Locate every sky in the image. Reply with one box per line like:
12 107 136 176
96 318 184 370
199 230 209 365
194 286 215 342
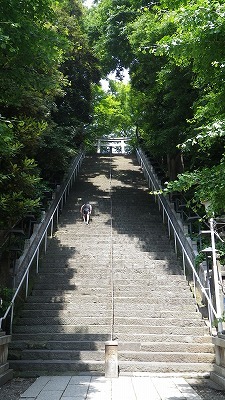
83 0 95 8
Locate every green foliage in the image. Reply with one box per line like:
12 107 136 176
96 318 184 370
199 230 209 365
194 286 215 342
86 0 225 215
0 0 100 230
88 80 135 141
0 287 13 317
164 161 225 216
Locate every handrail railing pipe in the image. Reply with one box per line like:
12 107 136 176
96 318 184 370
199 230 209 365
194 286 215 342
0 151 85 334
136 148 218 333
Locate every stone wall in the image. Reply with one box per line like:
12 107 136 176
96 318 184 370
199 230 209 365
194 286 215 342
0 331 13 386
211 335 225 389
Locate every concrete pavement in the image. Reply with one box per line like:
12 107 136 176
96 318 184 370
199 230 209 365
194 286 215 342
20 374 203 400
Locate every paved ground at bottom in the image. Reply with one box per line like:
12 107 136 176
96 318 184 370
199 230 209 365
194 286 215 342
19 375 207 400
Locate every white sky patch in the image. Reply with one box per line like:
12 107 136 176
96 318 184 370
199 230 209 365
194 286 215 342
101 69 130 91
83 0 95 8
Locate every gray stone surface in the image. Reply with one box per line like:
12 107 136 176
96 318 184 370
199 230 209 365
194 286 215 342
9 154 214 375
17 375 209 400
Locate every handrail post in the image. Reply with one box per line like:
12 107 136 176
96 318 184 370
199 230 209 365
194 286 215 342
136 148 217 332
210 217 223 333
10 302 14 335
26 271 29 298
0 152 85 331
44 230 48 253
50 217 54 238
56 205 59 225
36 247 40 274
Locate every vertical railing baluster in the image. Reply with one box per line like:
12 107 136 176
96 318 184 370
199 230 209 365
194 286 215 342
26 271 29 298
50 217 54 238
1 152 84 331
36 247 40 274
10 302 14 334
44 229 48 253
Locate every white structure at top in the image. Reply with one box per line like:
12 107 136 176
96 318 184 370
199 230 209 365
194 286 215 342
97 137 131 154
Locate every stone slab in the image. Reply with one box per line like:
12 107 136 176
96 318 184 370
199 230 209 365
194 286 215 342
20 374 205 400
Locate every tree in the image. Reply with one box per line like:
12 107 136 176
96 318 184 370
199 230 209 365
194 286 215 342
86 0 225 215
88 80 135 146
0 0 101 229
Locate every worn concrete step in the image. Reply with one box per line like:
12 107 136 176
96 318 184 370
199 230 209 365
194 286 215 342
32 284 190 294
54 241 173 250
113 325 209 336
9 340 214 353
113 317 206 327
9 154 213 377
139 342 214 353
30 286 193 297
41 253 177 261
31 283 191 293
22 302 197 313
39 259 180 270
31 288 112 296
9 359 105 376
10 349 105 361
25 295 195 305
119 351 215 363
13 324 209 336
11 332 212 344
15 316 112 326
9 340 105 352
118 361 214 374
9 349 215 364
38 266 181 275
20 310 110 318
114 285 190 293
35 275 187 285
33 282 111 289
36 272 185 282
25 295 110 303
55 234 171 243
13 325 111 334
11 333 111 342
9 359 213 376
113 296 196 305
15 316 205 327
22 302 111 311
20 309 201 320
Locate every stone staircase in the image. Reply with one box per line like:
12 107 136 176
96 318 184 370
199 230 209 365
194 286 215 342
8 154 214 376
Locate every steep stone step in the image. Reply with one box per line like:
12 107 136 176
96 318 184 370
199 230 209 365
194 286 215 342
35 277 187 287
20 309 201 320
113 296 196 305
32 283 190 294
9 359 105 376
10 349 215 364
13 325 111 334
9 154 214 376
13 324 209 336
15 316 205 328
10 340 105 351
24 294 196 305
10 340 214 353
118 361 214 374
15 316 112 326
118 351 215 363
11 332 211 344
22 302 198 313
9 359 214 377
139 342 214 353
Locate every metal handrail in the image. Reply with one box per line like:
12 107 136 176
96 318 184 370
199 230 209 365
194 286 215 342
0 151 85 333
136 148 217 331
